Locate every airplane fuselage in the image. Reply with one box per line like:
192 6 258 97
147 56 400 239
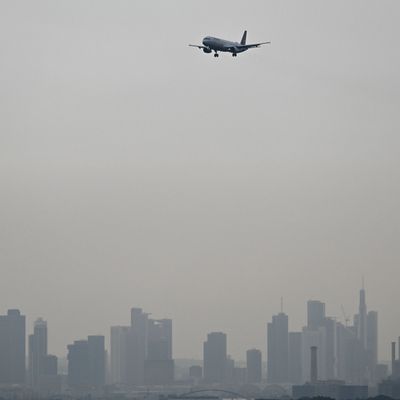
202 36 247 54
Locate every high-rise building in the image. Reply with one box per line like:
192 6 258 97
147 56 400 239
301 287 379 386
128 308 148 385
0 309 26 384
68 340 89 388
110 326 130 384
203 332 227 383
42 355 58 376
366 311 378 382
67 336 105 389
145 319 174 385
147 319 172 361
336 322 352 382
357 288 367 349
305 301 337 380
307 301 326 330
350 286 373 384
28 318 48 387
111 308 174 387
267 312 289 383
224 356 235 383
324 317 337 380
88 336 105 387
38 354 59 395
336 322 367 385
246 349 262 383
289 332 303 384
28 318 59 393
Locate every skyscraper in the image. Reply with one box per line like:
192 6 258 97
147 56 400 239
350 286 375 384
111 308 174 386
28 318 59 393
246 349 262 383
145 319 174 385
110 326 130 384
42 355 57 376
203 332 227 383
289 332 303 384
225 356 235 383
147 319 172 361
357 287 367 349
307 301 326 330
336 322 353 382
88 336 105 387
128 308 148 385
305 301 337 380
28 318 48 387
267 312 289 383
324 317 337 380
67 340 89 388
67 336 105 389
0 310 26 384
366 311 378 382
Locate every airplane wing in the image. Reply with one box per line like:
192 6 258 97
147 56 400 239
239 41 271 49
189 44 208 50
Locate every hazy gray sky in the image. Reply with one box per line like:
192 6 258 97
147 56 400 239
1 1 399 361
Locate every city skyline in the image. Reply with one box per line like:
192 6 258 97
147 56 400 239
1 286 400 398
1 0 400 383
2 285 396 363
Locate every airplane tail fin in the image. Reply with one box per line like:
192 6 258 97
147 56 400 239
240 30 247 45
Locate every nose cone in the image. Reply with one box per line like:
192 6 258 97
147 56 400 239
202 37 209 46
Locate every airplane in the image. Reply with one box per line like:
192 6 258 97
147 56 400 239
189 30 270 57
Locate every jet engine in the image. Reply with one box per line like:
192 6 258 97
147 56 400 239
203 47 212 54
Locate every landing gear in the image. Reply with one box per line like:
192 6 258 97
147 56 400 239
214 52 219 58
232 53 237 57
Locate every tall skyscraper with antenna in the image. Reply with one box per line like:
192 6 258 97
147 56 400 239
357 281 367 349
352 281 379 384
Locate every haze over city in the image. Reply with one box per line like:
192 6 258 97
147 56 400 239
1 0 399 371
